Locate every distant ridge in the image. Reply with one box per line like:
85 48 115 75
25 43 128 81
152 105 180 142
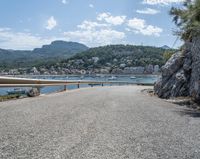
33 41 88 58
161 45 171 50
0 41 88 68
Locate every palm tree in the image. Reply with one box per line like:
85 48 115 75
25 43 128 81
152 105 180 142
170 0 200 41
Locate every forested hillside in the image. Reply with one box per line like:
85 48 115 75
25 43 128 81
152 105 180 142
32 45 174 75
66 45 168 68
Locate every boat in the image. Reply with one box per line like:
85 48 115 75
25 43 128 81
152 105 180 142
130 76 136 79
108 76 117 80
7 88 27 95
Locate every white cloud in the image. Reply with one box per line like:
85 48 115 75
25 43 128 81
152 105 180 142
89 4 94 8
97 12 126 26
45 16 57 30
127 18 163 36
142 0 184 5
64 29 125 47
64 20 125 46
61 0 68 4
136 8 160 15
0 28 56 50
77 20 109 30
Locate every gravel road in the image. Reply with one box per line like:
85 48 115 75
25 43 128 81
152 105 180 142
0 86 200 159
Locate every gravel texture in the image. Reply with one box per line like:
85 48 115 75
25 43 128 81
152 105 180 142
0 86 200 159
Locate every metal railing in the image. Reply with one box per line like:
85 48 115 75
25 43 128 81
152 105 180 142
0 76 154 94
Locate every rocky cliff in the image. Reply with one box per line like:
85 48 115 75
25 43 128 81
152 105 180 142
154 37 200 103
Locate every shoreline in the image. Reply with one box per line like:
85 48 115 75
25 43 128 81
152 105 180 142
1 73 161 78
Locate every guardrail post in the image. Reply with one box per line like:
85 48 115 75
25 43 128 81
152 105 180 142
36 80 41 95
64 85 67 91
37 87 41 95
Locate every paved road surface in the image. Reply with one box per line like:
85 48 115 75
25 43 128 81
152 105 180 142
0 86 200 159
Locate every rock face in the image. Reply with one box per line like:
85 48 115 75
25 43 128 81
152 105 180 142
27 88 40 97
154 37 200 103
189 37 200 102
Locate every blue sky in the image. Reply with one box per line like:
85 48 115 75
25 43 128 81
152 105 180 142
0 0 184 50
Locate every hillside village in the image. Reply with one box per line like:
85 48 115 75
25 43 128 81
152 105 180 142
0 64 160 75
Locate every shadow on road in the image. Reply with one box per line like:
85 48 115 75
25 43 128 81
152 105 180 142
175 109 200 118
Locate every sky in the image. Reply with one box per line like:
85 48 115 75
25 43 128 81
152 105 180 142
0 0 185 50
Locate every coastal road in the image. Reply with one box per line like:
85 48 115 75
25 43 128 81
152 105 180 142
0 86 200 159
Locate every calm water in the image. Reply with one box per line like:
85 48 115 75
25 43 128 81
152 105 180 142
0 75 159 96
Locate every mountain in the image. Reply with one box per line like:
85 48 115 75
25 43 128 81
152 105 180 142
161 45 171 50
0 41 88 69
32 41 88 58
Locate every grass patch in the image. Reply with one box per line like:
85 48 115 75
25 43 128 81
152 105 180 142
0 94 23 102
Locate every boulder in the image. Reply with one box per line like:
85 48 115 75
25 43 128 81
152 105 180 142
161 51 184 77
27 88 40 97
154 51 190 98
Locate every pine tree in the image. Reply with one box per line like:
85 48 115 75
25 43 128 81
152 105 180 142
170 0 200 41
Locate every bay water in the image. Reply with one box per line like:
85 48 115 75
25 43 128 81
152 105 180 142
0 75 159 96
